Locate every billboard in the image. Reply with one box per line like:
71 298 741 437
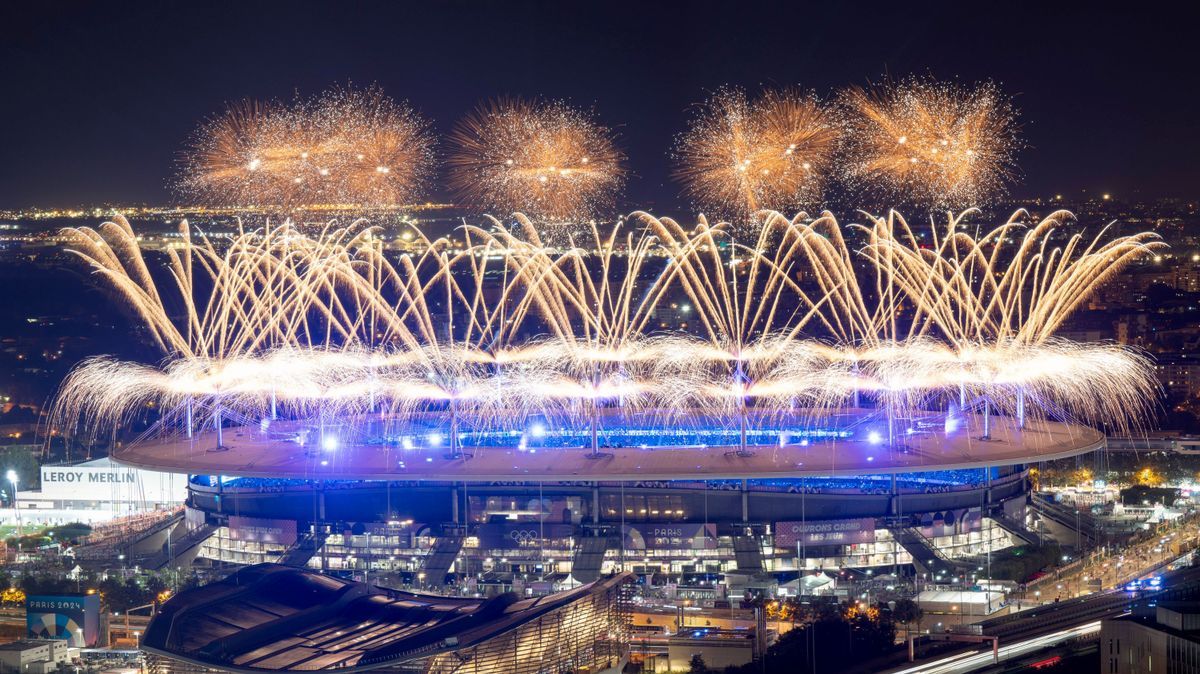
774 518 877 547
917 509 982 538
27 594 100 646
227 515 298 546
622 523 716 550
40 458 186 504
475 522 575 548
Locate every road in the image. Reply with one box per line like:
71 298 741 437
884 620 1103 674
878 562 1200 673
1024 507 1200 602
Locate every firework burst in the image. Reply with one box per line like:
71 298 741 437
51 208 1163 453
177 85 436 210
673 87 842 224
840 78 1020 208
448 98 626 229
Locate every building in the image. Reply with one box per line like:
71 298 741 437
0 640 73 674
1155 353 1200 399
6 458 187 526
142 564 631 674
1099 601 1200 673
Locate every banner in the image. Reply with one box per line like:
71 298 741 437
27 594 99 646
475 522 575 548
227 515 297 546
622 523 716 550
918 509 981 538
774 518 876 547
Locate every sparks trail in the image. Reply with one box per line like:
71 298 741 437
51 209 1161 455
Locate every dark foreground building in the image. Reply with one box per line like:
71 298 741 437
142 564 631 674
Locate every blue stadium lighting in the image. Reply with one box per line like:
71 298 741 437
427 432 443 447
529 422 547 438
867 431 883 445
401 436 415 450
944 415 960 435
321 435 339 452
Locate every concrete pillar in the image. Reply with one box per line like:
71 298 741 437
741 479 749 523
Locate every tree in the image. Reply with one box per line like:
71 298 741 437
892 598 922 636
689 653 708 674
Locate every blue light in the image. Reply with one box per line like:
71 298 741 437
529 422 547 438
401 436 415 450
321 436 338 452
944 415 960 435
867 431 883 445
427 432 443 447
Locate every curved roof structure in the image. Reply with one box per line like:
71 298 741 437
114 410 1103 480
143 564 629 674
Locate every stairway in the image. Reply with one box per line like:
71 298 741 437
732 535 764 574
277 530 326 568
890 527 972 575
570 535 612 583
421 533 465 585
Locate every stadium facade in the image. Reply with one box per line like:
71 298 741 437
110 406 1093 594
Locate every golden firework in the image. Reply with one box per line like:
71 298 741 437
177 85 436 210
673 87 842 224
53 209 1162 449
447 98 625 228
840 78 1019 208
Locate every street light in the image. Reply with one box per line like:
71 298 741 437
6 470 19 537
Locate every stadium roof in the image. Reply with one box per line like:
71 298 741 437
114 411 1104 480
142 564 628 674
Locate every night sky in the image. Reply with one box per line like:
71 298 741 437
2 2 1198 209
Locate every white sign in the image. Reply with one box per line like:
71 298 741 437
39 460 186 504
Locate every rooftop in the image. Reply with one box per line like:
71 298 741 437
143 564 628 673
114 410 1104 480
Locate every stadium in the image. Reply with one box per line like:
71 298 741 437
122 408 1080 590
52 209 1159 594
